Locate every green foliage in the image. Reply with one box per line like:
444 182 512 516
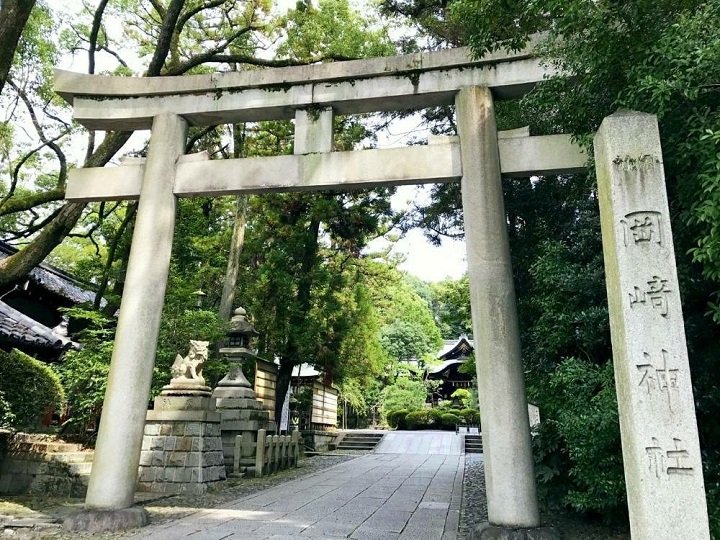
704 451 720 539
380 376 426 421
386 408 409 429
0 349 65 429
370 268 443 364
404 409 430 430
450 388 472 408
459 408 480 425
54 308 114 439
0 389 15 427
279 0 395 61
430 274 472 339
439 412 462 430
534 358 626 518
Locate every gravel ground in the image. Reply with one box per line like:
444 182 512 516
2 450 631 540
458 455 630 540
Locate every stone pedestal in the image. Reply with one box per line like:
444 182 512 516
137 394 226 495
213 355 276 475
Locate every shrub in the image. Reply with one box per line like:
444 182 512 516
53 309 114 440
387 409 410 429
439 412 462 430
405 410 431 430
381 377 427 421
450 388 472 408
460 408 480 425
533 357 626 518
0 349 65 429
428 407 445 428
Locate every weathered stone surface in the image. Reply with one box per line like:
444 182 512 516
213 390 257 401
137 414 225 496
145 410 220 422
456 86 539 528
84 113 188 511
55 42 557 130
594 111 710 538
153 395 214 411
63 507 149 533
471 523 560 540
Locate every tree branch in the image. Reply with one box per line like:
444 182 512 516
176 0 227 36
146 0 185 76
88 0 110 75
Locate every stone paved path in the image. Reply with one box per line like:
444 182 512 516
129 450 462 540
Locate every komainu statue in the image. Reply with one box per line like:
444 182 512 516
170 340 209 384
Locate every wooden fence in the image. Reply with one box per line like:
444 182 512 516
234 429 300 478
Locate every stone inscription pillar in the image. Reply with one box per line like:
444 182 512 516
594 111 709 539
85 113 188 510
456 86 540 528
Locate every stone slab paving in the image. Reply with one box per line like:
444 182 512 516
374 431 463 455
128 451 463 540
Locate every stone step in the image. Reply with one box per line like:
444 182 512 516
11 441 85 454
340 437 383 443
464 435 483 454
336 444 377 450
66 462 93 476
8 451 94 464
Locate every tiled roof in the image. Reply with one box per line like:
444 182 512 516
0 301 71 351
0 241 98 304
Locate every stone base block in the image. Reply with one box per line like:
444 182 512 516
216 397 261 409
471 523 561 540
213 387 257 399
138 418 226 495
63 507 149 533
154 395 215 411
146 410 221 422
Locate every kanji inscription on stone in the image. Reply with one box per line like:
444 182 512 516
621 210 663 247
628 275 672 317
645 437 694 478
636 349 679 412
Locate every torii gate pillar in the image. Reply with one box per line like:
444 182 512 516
87 113 187 512
457 87 556 538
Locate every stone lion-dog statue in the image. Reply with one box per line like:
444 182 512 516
170 339 209 384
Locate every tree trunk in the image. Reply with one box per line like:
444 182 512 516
219 123 248 320
219 195 248 320
0 0 35 96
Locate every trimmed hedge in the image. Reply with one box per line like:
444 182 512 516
387 408 411 429
439 412 463 429
0 349 65 429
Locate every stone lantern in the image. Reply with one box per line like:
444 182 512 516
216 307 259 391
212 307 274 475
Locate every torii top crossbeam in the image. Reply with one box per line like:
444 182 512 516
54 41 553 131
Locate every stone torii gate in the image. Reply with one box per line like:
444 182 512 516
54 43 710 539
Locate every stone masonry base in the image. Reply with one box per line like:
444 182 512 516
137 417 226 495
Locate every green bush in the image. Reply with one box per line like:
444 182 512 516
381 377 427 422
53 309 113 440
405 410 431 430
460 408 480 425
0 389 16 428
427 407 445 427
533 358 626 519
0 349 65 429
387 409 410 429
439 412 462 430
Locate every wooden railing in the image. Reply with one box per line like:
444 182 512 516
233 429 300 478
